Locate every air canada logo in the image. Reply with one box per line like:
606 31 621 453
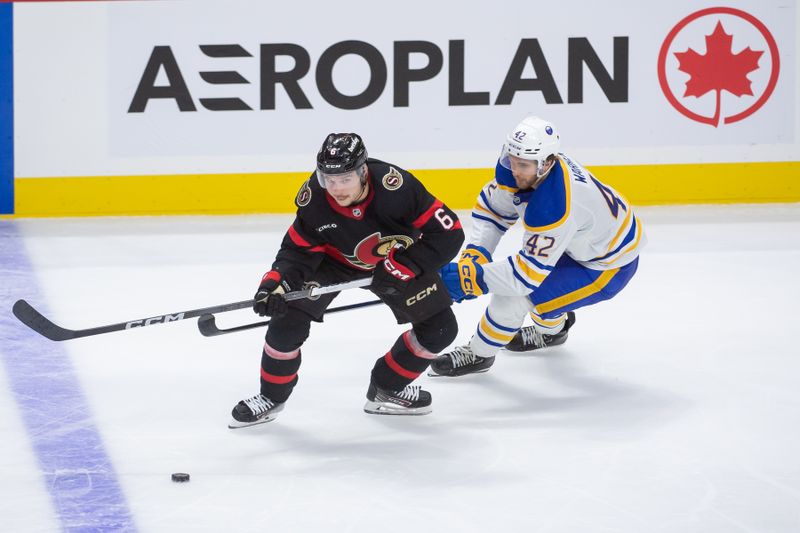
658 7 780 127
346 232 414 269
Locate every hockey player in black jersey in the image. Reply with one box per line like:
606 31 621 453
230 133 464 428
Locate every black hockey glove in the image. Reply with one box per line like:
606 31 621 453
253 270 291 317
370 244 421 297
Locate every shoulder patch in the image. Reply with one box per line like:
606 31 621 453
523 160 571 231
382 167 404 190
296 179 312 207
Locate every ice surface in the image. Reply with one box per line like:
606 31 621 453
1 205 799 532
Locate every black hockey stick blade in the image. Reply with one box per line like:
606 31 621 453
197 314 265 337
12 299 80 341
197 299 383 337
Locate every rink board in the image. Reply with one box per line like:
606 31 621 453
2 0 799 215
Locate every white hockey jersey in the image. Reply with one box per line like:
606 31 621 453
471 153 646 296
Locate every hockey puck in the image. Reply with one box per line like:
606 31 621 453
171 473 190 483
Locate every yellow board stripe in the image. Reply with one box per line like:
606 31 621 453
590 161 800 205
536 268 620 314
8 161 800 218
14 172 311 217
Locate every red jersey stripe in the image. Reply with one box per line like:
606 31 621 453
412 199 443 229
287 225 324 252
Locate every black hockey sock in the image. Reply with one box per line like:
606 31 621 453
412 307 458 353
371 331 434 391
260 349 302 404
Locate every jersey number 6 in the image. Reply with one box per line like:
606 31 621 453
434 208 455 229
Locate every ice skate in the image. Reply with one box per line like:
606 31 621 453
428 344 495 377
229 394 284 429
504 312 576 353
364 382 432 415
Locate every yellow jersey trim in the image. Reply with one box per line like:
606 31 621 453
536 268 620 314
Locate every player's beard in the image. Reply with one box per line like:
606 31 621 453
344 181 369 206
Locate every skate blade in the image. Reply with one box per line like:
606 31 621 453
426 368 491 378
228 415 278 429
363 401 432 416
502 346 559 355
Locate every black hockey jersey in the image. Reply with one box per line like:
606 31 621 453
271 158 464 287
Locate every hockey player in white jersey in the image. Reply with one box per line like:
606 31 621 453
429 116 645 377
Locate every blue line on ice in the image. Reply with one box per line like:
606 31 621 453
0 223 137 532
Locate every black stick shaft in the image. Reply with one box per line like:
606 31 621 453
12 277 373 342
12 299 254 341
197 299 383 337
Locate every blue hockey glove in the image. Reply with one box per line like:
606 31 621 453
439 259 488 302
459 244 493 265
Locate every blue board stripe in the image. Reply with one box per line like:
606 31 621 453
0 4 13 215
0 223 136 531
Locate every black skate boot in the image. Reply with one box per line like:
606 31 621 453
229 394 285 429
428 345 495 377
505 312 576 353
364 382 432 415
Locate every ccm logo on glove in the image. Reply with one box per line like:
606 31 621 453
383 247 416 281
370 243 421 297
439 245 490 302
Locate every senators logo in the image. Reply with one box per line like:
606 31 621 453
344 232 413 269
296 180 312 207
382 167 403 190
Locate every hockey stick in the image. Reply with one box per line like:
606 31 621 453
197 298 383 337
12 277 373 342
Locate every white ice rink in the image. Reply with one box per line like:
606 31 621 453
1 204 799 533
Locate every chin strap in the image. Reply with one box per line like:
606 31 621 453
536 158 555 178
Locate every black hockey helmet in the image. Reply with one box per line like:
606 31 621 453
316 133 368 186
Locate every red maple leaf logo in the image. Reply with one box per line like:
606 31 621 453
674 21 763 126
